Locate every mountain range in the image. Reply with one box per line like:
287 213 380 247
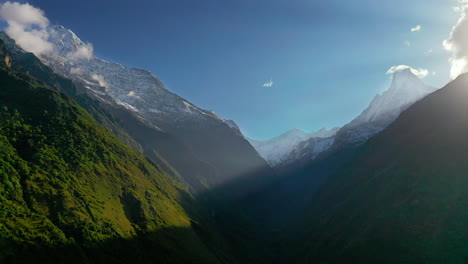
237 66 441 241
249 68 438 170
247 127 339 166
2 25 273 199
0 22 467 264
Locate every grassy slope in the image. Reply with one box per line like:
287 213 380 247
0 66 233 263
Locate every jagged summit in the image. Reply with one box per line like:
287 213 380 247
355 69 436 124
49 25 86 56
330 68 438 147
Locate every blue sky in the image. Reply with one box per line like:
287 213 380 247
3 0 464 140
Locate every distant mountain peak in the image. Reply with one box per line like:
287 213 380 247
51 25 78 40
48 25 89 58
393 67 412 76
354 69 437 124
281 128 308 138
278 70 439 168
328 68 439 148
311 127 340 138
391 68 424 90
247 127 339 166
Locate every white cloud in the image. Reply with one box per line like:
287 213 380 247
0 2 95 60
0 1 49 28
68 42 94 60
262 79 274 87
410 25 422 32
443 4 468 79
70 67 83 75
386 65 429 78
425 49 433 55
0 1 53 56
91 74 108 88
404 40 411 47
456 0 468 9
127 91 141 100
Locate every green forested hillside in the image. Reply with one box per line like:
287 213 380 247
0 68 234 263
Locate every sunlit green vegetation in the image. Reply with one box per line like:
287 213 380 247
0 68 232 263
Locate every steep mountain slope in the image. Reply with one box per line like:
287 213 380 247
0 32 187 187
248 127 338 167
286 73 468 263
0 31 274 263
1 28 273 198
0 64 238 263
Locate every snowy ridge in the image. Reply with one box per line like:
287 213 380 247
41 25 230 129
354 68 437 125
259 68 437 168
337 68 438 146
248 127 339 166
285 136 335 165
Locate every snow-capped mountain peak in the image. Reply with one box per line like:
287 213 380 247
258 69 438 169
39 25 232 130
50 25 84 49
355 69 437 124
331 68 438 147
248 127 339 166
47 25 96 62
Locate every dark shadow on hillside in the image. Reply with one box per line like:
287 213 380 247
189 145 362 263
0 225 236 264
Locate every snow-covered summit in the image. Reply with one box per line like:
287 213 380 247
334 68 438 147
260 69 438 168
354 68 437 124
41 25 229 128
248 127 339 166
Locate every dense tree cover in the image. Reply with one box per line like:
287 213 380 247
0 68 235 263
0 34 272 264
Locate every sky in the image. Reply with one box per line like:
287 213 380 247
0 0 466 140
